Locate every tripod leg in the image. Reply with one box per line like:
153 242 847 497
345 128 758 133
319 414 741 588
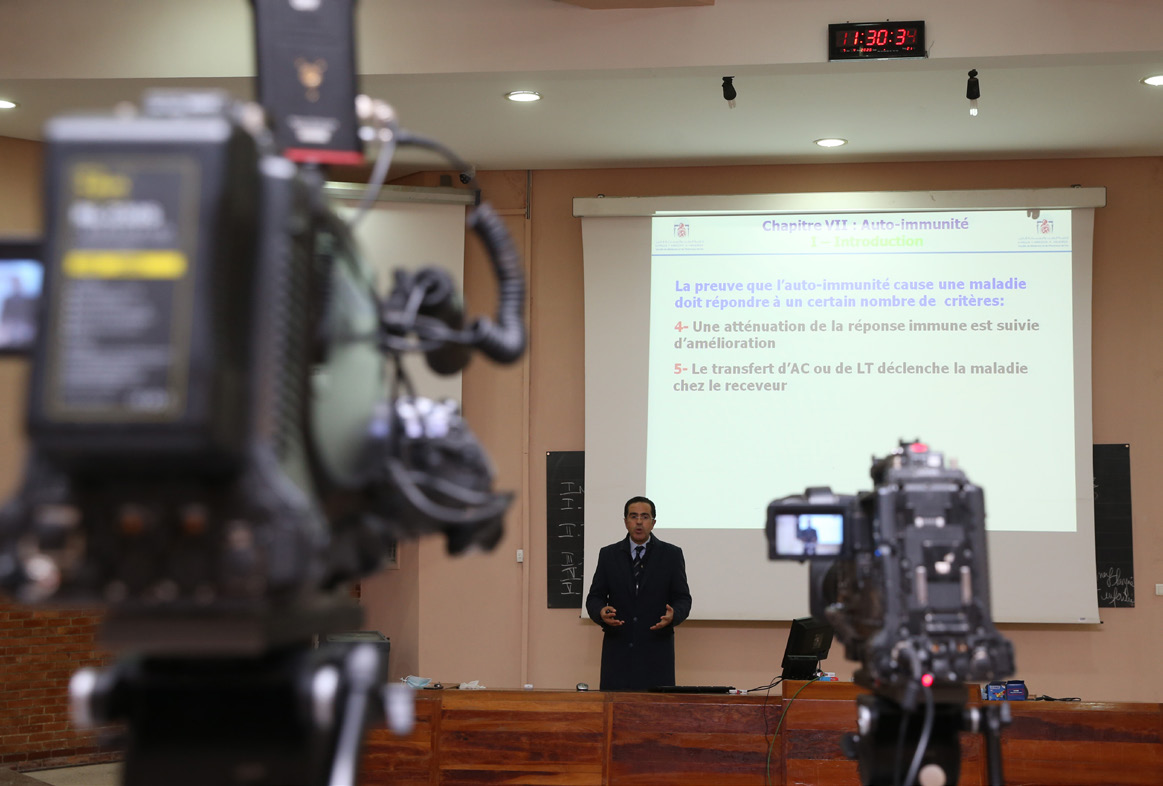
327 644 384 786
981 702 1011 786
851 694 964 786
69 643 404 786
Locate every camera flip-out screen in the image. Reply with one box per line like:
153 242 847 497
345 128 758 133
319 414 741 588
766 504 846 559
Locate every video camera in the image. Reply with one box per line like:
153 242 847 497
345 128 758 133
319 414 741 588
0 0 523 646
0 2 525 784
767 441 1015 786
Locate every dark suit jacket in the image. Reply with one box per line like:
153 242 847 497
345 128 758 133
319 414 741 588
585 535 692 690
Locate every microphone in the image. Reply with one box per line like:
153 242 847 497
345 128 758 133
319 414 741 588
383 267 471 375
381 201 526 373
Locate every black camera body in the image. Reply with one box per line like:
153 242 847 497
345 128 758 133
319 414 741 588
0 93 344 638
0 88 516 654
768 442 1014 701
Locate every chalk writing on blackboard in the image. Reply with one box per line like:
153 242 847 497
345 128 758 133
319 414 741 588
1096 567 1133 607
547 452 585 608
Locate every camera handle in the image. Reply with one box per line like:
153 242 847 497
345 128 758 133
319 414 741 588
842 688 1010 786
70 642 414 786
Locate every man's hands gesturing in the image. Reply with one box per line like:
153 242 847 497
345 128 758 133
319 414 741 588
649 604 675 631
602 604 674 630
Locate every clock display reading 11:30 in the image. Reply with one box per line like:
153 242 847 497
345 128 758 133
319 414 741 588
828 21 925 61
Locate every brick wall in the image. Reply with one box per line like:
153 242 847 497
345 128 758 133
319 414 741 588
0 601 121 771
0 586 363 771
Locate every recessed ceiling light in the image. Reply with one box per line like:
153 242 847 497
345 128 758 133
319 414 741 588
0 100 18 110
505 91 541 103
814 138 848 148
1141 74 1163 87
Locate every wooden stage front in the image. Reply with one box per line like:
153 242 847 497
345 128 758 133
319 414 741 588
360 681 1162 785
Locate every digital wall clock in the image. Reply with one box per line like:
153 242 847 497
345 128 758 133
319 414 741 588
828 21 926 61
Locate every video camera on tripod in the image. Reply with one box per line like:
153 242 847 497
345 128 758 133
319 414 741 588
0 2 524 784
767 441 1015 786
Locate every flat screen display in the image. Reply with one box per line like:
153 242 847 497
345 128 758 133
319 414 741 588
773 513 844 557
0 240 43 354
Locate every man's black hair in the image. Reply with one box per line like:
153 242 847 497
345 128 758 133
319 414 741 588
624 495 656 519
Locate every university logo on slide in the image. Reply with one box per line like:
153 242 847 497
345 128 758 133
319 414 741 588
673 222 690 238
1036 218 1054 235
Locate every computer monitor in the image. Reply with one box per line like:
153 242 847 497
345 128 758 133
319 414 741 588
0 240 43 355
321 630 390 673
780 616 833 680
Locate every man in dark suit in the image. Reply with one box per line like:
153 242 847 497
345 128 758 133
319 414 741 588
585 496 693 690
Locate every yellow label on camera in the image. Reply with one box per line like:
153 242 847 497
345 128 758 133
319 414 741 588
63 250 188 279
72 165 132 200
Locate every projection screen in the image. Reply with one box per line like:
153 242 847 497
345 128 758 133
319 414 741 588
578 189 1104 624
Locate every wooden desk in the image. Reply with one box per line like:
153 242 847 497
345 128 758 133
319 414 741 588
360 683 1162 785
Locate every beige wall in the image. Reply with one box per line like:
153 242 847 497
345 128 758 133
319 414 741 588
2 134 1159 701
0 136 41 500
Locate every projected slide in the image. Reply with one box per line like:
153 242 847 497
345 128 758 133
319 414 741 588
645 210 1077 533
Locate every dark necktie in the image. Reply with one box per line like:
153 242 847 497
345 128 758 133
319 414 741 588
633 545 645 593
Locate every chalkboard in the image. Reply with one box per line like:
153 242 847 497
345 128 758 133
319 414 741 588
1093 444 1133 608
546 451 584 608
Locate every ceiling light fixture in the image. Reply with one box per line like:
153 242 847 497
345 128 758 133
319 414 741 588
0 100 18 110
1141 74 1163 87
814 138 848 148
721 76 736 109
966 69 980 117
505 90 541 102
